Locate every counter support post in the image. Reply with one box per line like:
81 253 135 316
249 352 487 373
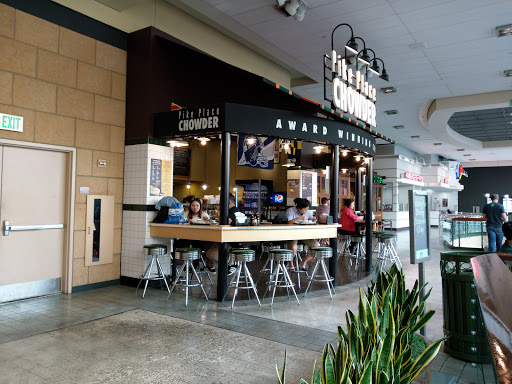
355 167 362 211
217 132 230 301
365 158 373 273
329 145 339 285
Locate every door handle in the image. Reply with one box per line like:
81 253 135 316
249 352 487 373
3 220 64 236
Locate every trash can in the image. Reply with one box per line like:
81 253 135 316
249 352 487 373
440 251 491 363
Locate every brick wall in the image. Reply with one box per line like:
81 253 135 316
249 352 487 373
0 4 126 287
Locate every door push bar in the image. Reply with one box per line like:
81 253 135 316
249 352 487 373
3 220 64 236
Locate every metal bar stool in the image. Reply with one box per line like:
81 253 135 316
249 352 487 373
338 234 352 265
304 247 335 299
351 235 366 268
256 244 281 284
137 244 170 298
166 248 209 306
376 233 402 270
263 249 300 306
259 242 277 260
291 243 309 289
223 249 261 308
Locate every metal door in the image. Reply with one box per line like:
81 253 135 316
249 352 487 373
0 145 68 302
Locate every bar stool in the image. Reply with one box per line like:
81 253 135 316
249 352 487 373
304 247 335 299
256 244 281 284
263 249 300 306
338 234 352 264
167 248 209 306
259 242 277 260
376 234 402 270
136 244 170 298
223 249 260 308
351 235 366 268
291 243 309 289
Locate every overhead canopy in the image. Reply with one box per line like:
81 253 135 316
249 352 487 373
154 103 377 157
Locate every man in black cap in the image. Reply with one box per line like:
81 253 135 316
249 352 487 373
483 193 508 252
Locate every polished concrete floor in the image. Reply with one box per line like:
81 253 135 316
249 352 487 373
0 228 497 383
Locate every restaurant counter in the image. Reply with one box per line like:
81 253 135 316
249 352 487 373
149 223 340 243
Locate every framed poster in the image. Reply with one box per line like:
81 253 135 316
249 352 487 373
442 198 448 207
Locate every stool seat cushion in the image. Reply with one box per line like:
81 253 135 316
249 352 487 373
230 249 256 254
269 248 293 254
175 248 202 253
143 244 167 249
379 234 397 239
310 246 332 251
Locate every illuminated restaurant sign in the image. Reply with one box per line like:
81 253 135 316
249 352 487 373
403 172 423 182
155 103 377 156
328 50 377 127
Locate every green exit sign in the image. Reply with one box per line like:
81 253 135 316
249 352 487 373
0 113 23 132
373 176 383 184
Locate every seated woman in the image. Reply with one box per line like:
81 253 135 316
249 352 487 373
286 198 320 270
178 198 218 273
338 198 363 235
499 222 512 254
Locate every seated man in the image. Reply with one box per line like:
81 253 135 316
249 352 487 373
286 198 319 270
499 222 512 254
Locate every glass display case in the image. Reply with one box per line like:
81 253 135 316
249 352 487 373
440 213 486 249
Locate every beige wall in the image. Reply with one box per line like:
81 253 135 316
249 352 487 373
52 0 291 87
0 4 126 287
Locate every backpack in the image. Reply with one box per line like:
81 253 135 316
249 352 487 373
272 214 288 224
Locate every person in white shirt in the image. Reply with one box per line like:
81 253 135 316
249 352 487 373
286 198 319 270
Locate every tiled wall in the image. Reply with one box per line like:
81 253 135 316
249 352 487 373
122 144 174 278
0 4 126 287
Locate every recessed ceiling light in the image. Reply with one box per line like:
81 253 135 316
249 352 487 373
504 69 512 77
380 87 397 93
433 143 442 146
496 24 512 37
463 154 471 156
456 149 465 151
384 110 398 115
410 135 420 139
393 125 405 129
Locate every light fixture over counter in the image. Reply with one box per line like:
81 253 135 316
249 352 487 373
275 0 309 21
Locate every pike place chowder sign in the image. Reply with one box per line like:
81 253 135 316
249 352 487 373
154 103 376 156
328 50 377 128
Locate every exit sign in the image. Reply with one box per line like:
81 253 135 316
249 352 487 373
373 176 383 184
0 113 23 132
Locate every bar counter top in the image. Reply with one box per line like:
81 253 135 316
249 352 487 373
149 223 340 243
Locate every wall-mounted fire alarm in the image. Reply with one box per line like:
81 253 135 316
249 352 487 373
98 159 107 167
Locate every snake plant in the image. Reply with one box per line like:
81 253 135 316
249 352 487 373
277 264 444 384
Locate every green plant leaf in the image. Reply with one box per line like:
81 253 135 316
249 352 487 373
313 365 322 384
407 338 445 380
276 350 287 384
357 361 372 384
377 309 394 376
300 380 310 384
410 310 435 334
378 371 389 384
323 347 335 384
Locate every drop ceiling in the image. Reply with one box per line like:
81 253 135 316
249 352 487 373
164 0 512 163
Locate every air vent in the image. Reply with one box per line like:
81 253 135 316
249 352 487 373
505 69 512 77
468 159 477 161
456 149 465 151
433 143 442 146
384 110 398 115
410 135 420 139
463 154 472 156
393 125 405 129
408 42 425 49
380 87 397 93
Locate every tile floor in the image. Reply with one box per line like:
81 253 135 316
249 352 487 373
0 228 498 383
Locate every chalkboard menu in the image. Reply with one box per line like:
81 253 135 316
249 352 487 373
173 147 191 177
301 172 313 203
408 190 431 263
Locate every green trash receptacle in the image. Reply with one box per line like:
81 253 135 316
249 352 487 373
440 251 491 363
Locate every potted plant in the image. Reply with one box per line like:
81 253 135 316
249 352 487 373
277 264 444 384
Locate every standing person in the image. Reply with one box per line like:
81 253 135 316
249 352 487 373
338 198 363 235
286 198 319 270
483 193 508 252
315 197 330 223
227 193 241 225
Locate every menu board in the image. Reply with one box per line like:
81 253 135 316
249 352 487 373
150 159 173 196
173 147 191 177
408 190 431 263
301 172 313 203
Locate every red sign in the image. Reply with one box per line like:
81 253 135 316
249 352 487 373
404 172 423 182
443 178 449 184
